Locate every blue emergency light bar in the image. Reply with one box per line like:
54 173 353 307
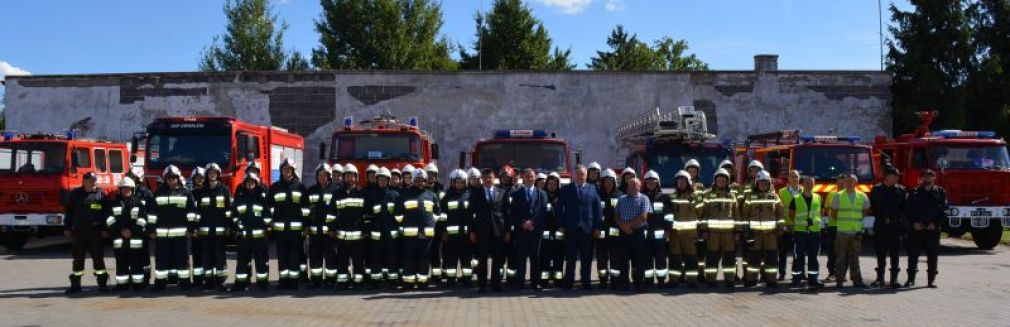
933 130 997 139
799 135 860 144
408 116 418 127
1 131 13 141
495 130 549 139
343 116 354 128
65 129 77 140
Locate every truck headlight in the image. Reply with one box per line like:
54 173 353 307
948 208 960 216
1003 208 1010 217
46 215 62 225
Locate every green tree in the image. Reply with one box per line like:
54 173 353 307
312 0 456 70
966 0 1010 136
199 0 306 71
589 25 706 71
459 0 573 70
886 0 974 134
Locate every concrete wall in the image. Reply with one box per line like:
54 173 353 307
3 56 892 176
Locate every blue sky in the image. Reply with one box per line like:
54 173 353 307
0 0 910 79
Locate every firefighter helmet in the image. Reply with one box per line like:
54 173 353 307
244 172 261 184
315 163 333 175
402 164 416 174
332 163 344 174
756 170 772 182
536 173 547 180
412 169 428 180
548 172 561 180
117 177 136 189
366 164 379 174
601 168 617 180
714 168 731 180
675 170 692 186
588 162 602 171
390 168 401 177
748 160 764 170
719 159 734 169
449 169 466 181
204 163 222 175
377 167 392 179
468 167 481 179
622 167 637 177
164 165 183 182
685 159 701 170
644 170 660 182
343 164 359 175
425 163 439 174
190 167 206 179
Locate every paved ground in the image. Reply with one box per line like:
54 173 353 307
1 237 1008 327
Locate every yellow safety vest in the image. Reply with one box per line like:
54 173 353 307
791 194 822 232
835 191 866 233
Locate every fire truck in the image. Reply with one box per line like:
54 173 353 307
873 111 1010 250
322 114 439 187
616 106 734 190
0 131 131 250
468 129 577 184
738 130 878 194
134 117 304 192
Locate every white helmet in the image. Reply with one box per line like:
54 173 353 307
366 164 379 174
280 158 298 178
588 162 602 171
412 169 428 180
332 163 344 174
244 172 261 184
748 160 764 170
536 173 547 180
468 167 481 179
117 177 136 189
548 172 561 180
190 167 206 179
756 170 772 182
402 164 416 174
449 168 467 181
714 168 731 180
675 170 693 186
390 168 402 176
163 165 183 180
315 163 333 175
246 161 262 174
685 159 701 170
601 168 617 180
644 170 660 182
377 167 392 179
719 159 734 169
425 163 439 174
622 167 637 177
204 163 223 176
343 164 359 175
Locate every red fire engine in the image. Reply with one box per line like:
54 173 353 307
134 117 304 192
0 131 131 250
468 129 576 184
873 111 1010 250
738 130 878 194
323 114 439 187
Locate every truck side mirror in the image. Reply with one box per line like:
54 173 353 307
431 143 440 160
129 135 139 163
318 142 327 161
575 150 583 165
458 151 467 168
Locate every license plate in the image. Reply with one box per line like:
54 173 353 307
949 206 998 219
12 217 30 226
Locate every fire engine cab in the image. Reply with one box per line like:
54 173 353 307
874 111 1010 249
135 117 304 192
616 106 733 190
468 129 576 184
323 114 439 187
738 130 877 194
0 131 131 250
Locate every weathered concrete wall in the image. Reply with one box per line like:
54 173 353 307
3 57 892 176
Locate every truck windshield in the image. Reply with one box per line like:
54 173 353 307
793 146 874 182
334 133 421 161
476 142 568 173
642 145 731 188
929 145 1010 170
0 143 68 175
147 133 232 170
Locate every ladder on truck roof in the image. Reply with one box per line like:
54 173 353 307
615 106 715 146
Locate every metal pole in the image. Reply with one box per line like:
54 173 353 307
878 0 884 71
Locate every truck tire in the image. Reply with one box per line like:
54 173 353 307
1 232 30 251
971 222 1003 250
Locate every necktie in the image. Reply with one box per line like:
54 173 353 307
487 188 492 203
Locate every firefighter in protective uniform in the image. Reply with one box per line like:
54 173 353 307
194 164 232 291
231 173 271 291
189 167 207 288
306 163 338 289
642 170 672 287
150 165 197 292
268 158 308 290
596 169 623 288
426 163 446 284
398 169 440 288
668 170 702 287
741 171 783 287
701 168 740 288
587 162 603 186
108 177 149 291
334 164 368 288
684 159 706 192
368 167 403 288
64 172 111 294
439 169 472 287
540 172 565 286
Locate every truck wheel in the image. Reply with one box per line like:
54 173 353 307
1 232 30 251
971 222 1003 250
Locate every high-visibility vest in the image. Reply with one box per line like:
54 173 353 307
835 191 866 233
791 194 822 232
778 187 800 225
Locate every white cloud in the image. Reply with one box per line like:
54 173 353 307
276 0 292 4
536 0 594 15
0 61 31 82
604 0 625 11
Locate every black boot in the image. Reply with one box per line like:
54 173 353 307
871 268 885 288
178 277 192 291
257 280 270 291
904 270 917 287
308 277 321 289
132 281 146 292
192 275 204 289
889 269 901 289
150 280 166 292
230 280 248 292
65 274 83 294
96 274 110 293
927 271 937 288
115 277 130 291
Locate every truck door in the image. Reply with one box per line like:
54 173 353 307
70 147 92 184
93 148 112 187
108 148 127 186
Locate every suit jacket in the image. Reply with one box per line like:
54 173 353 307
468 185 510 238
557 182 603 234
510 185 548 232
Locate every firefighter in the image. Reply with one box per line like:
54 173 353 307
822 173 847 283
306 163 338 289
701 168 740 289
369 167 403 289
334 164 368 288
331 162 344 189
587 162 603 186
366 164 380 187
668 170 701 287
596 169 622 288
426 163 444 194
640 170 670 287
905 170 947 288
390 168 402 190
741 171 783 288
401 165 416 190
107 178 148 291
541 173 565 287
189 167 207 288
231 173 271 292
399 169 440 289
685 159 705 192
269 158 307 290
497 166 518 283
619 167 637 194
534 173 547 189
788 176 825 289
126 167 155 284
195 164 232 291
869 167 907 288
776 170 802 283
64 172 110 294
745 160 764 189
467 167 482 190
150 165 197 292
830 174 870 288
425 163 445 284
440 169 472 287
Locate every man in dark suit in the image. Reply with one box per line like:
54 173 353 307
557 164 603 290
468 168 511 293
510 168 549 290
